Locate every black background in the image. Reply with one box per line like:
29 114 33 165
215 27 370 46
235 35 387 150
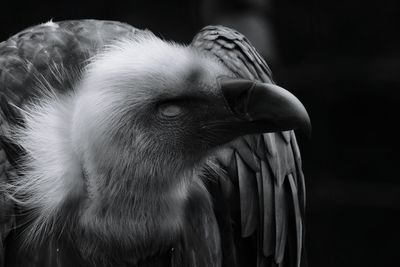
1 0 399 266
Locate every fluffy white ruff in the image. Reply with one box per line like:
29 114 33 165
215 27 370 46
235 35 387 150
9 90 83 243
8 33 229 245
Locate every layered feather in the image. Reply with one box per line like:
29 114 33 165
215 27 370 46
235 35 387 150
193 25 307 267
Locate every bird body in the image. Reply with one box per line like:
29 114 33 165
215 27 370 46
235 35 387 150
0 20 309 267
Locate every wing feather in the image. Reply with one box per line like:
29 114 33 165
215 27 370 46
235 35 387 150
193 25 307 266
0 20 141 107
0 98 19 266
236 152 259 237
274 180 288 264
287 174 302 267
0 20 143 266
260 160 275 257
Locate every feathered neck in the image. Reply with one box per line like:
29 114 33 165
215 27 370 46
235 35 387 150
10 89 195 263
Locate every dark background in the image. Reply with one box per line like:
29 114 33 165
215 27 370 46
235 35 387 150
1 0 399 266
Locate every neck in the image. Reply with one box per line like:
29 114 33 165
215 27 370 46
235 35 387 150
12 84 212 265
75 160 194 264
11 91 192 262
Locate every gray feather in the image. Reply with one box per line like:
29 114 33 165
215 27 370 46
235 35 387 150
193 25 307 267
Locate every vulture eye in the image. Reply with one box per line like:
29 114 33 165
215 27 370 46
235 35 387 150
158 103 183 117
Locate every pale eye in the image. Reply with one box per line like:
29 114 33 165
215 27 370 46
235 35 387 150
159 104 183 117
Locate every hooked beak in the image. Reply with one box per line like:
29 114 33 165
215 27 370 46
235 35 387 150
219 78 311 136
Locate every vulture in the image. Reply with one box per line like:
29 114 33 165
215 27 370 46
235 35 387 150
0 20 310 267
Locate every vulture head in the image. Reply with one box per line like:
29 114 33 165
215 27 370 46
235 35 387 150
11 33 310 254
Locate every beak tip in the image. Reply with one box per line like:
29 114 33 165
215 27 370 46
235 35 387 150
300 119 312 138
294 103 312 138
